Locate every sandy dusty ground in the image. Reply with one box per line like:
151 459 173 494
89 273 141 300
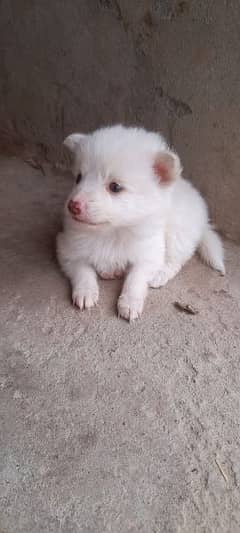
0 156 240 533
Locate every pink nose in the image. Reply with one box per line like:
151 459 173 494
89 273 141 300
68 199 81 216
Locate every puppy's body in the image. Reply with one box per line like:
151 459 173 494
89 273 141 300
57 125 224 320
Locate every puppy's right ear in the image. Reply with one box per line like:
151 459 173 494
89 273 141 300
63 133 86 153
153 150 182 185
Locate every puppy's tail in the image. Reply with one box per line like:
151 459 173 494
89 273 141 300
198 224 225 275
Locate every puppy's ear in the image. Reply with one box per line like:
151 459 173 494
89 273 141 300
63 133 86 153
153 150 182 185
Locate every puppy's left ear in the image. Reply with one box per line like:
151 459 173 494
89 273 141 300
153 150 182 185
63 133 86 153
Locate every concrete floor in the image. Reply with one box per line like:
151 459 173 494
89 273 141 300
0 156 240 533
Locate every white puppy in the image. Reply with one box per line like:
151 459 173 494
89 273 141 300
57 125 224 321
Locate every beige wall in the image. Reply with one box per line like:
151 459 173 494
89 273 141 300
0 1 239 241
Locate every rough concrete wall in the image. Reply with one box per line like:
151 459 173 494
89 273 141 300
0 0 240 241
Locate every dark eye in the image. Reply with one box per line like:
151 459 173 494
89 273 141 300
109 182 123 193
76 172 82 184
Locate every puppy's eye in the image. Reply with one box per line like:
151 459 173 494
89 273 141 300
76 172 82 184
109 182 123 194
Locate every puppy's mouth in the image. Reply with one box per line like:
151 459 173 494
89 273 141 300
71 215 106 227
72 216 97 226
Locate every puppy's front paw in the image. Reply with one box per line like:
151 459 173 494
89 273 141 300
118 294 144 321
72 285 99 310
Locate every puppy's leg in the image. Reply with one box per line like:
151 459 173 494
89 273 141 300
118 266 151 321
57 232 99 309
117 234 166 319
150 262 182 287
150 236 196 288
70 262 99 310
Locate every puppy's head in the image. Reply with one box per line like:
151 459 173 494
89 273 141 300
63 125 182 228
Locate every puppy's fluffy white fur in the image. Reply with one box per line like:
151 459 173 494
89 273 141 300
57 125 224 320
